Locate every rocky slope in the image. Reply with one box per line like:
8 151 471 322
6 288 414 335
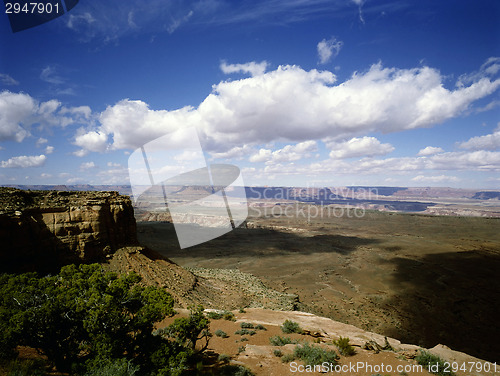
104 246 297 310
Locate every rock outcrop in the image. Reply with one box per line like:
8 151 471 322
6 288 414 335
0 188 137 273
0 188 294 312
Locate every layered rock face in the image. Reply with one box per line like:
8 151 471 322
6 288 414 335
0 188 137 273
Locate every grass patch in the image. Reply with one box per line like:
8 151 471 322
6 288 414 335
415 350 455 376
281 320 303 334
333 336 356 356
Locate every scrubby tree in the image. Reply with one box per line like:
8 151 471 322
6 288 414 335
159 305 211 354
0 264 210 375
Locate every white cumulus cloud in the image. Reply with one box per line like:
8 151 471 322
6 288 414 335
328 137 394 159
317 37 343 64
417 146 445 156
0 91 90 143
72 59 500 158
73 129 108 156
220 61 269 77
249 141 317 164
459 123 500 150
0 91 36 142
210 145 254 160
36 137 48 146
80 161 96 170
0 155 46 168
426 150 500 171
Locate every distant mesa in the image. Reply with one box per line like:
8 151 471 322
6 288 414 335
472 191 500 200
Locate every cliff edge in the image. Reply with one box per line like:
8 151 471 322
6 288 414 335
0 188 137 273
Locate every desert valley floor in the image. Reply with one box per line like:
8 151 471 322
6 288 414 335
137 207 500 363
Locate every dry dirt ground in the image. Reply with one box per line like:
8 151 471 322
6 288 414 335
137 206 500 364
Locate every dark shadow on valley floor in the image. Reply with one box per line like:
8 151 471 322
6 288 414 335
137 222 380 259
383 250 500 363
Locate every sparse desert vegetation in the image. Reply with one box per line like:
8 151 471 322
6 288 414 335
269 335 297 346
281 320 303 334
215 329 229 338
415 349 456 376
206 310 236 321
333 336 356 356
287 342 339 366
235 329 256 336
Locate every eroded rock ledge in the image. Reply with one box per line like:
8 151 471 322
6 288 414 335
0 188 137 272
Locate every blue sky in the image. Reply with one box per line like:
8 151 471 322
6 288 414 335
0 0 499 188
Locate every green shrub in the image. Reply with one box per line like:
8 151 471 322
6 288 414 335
281 320 303 334
269 336 297 346
333 336 356 356
281 353 296 363
415 350 455 376
218 354 231 364
254 324 266 331
215 329 228 338
239 308 246 313
219 364 254 376
235 329 256 336
83 358 139 376
6 359 47 376
240 322 254 329
206 310 234 321
293 343 339 366
206 311 223 320
273 349 283 357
